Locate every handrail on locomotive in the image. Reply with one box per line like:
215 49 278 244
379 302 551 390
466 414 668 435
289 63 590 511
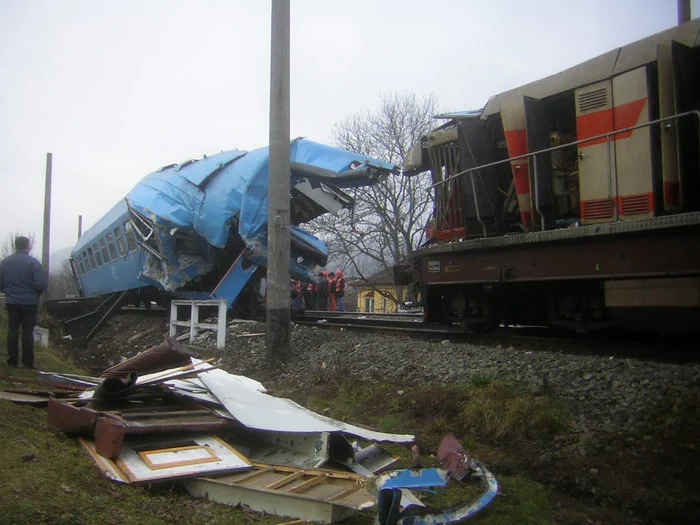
428 110 700 237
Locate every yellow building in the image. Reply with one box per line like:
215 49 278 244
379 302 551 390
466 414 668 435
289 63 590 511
353 269 408 314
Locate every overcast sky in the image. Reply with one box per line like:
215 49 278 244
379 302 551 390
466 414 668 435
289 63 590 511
0 0 697 261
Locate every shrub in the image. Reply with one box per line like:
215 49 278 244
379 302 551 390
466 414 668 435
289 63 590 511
462 380 569 441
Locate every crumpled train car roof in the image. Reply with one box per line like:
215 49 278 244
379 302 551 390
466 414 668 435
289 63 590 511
125 138 396 248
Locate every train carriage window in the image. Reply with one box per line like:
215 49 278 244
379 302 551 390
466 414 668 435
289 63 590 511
124 221 138 252
87 247 97 270
82 251 91 272
106 233 118 261
77 255 86 275
92 243 103 267
114 227 127 256
99 239 110 264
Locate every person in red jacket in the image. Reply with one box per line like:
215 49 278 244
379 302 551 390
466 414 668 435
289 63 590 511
328 272 338 312
334 270 346 312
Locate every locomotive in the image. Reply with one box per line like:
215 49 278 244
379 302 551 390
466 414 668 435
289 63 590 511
398 19 700 334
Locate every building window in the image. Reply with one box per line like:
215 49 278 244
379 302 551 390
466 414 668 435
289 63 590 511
364 296 375 313
382 297 387 313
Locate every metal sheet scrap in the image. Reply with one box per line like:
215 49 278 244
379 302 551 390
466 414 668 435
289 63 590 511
37 343 498 524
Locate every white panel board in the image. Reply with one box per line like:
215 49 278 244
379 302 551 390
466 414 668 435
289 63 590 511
81 435 251 483
195 362 414 443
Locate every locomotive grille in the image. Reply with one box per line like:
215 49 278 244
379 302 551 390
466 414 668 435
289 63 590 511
581 198 615 219
620 194 652 216
578 88 608 113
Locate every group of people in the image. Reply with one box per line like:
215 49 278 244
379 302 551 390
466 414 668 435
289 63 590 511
291 269 347 312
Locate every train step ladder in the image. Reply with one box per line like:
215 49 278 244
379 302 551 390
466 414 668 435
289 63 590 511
169 299 227 350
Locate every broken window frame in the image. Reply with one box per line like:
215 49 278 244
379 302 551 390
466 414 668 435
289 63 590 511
128 210 165 261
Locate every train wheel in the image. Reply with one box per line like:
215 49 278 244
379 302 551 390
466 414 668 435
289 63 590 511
466 300 500 334
467 319 497 334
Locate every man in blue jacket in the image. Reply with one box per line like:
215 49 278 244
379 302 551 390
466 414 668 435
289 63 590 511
0 236 48 368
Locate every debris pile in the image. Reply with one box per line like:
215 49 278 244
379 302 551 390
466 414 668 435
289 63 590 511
26 336 499 524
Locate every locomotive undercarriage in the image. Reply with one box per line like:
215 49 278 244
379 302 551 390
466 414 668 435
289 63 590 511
424 281 614 334
415 218 700 334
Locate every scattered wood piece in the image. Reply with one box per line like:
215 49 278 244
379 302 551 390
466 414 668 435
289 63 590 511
126 326 164 343
0 391 50 406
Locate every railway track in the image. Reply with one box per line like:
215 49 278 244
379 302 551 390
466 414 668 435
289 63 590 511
292 310 463 336
292 310 697 363
46 299 696 362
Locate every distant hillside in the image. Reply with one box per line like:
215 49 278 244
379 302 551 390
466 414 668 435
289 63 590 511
48 246 73 273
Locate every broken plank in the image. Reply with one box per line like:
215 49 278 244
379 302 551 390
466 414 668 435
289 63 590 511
127 325 164 343
265 470 306 490
288 474 327 494
0 391 50 406
184 462 375 524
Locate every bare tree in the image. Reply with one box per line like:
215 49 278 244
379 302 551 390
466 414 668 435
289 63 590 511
47 260 78 299
308 92 438 306
0 232 36 261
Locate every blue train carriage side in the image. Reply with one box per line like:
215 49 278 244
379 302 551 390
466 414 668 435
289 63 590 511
70 138 396 315
399 19 700 334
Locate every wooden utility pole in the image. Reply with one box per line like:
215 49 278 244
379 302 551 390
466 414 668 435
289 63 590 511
42 152 52 277
266 0 291 363
678 0 691 24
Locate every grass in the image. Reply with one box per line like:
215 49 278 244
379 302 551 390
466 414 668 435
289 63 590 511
0 308 287 525
0 309 614 525
461 381 570 442
0 358 562 525
0 359 290 525
422 474 556 525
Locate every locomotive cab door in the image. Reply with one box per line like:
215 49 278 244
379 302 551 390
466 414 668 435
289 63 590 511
524 96 554 230
611 66 655 221
575 79 617 223
672 40 700 210
575 67 656 224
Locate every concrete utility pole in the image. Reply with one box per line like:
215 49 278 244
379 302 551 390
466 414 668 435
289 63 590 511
678 0 691 24
266 0 291 363
78 215 83 239
42 152 53 277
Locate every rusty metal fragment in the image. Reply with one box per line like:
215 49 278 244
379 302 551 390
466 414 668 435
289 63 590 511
99 335 196 378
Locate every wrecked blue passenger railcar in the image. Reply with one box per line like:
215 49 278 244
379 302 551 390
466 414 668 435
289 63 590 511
70 139 396 314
